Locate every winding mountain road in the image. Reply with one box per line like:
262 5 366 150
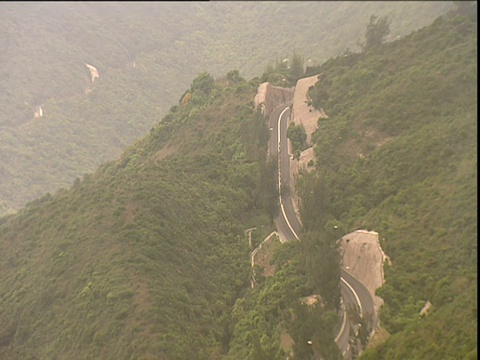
269 105 375 359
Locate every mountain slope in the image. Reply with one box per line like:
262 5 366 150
0 4 475 359
303 6 477 359
0 76 277 359
0 2 453 216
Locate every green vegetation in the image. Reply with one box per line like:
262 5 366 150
0 3 474 359
0 60 343 358
0 2 453 216
0 75 277 359
261 52 307 87
226 238 341 360
287 122 308 159
304 5 477 358
361 15 392 51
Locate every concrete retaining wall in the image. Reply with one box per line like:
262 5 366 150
254 82 294 116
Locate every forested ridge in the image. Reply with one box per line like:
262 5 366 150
0 2 476 360
0 73 280 359
0 2 452 216
304 5 477 359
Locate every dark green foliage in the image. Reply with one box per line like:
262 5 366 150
226 239 341 359
287 302 342 360
287 123 308 159
300 232 341 310
260 52 306 87
254 157 279 221
362 15 392 51
288 52 306 84
191 72 216 97
0 3 465 358
308 82 329 108
226 223 342 359
303 10 476 359
297 172 334 233
227 244 305 359
226 70 245 85
0 77 275 359
260 58 290 87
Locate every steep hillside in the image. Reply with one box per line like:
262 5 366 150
303 5 477 359
0 75 279 359
0 4 476 360
0 2 453 216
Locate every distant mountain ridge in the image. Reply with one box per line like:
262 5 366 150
0 1 453 217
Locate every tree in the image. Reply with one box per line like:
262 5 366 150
226 69 245 85
287 123 307 159
298 173 331 232
254 157 278 221
301 231 341 309
191 72 215 95
308 84 329 110
261 52 306 87
288 51 305 84
287 301 342 360
362 15 391 51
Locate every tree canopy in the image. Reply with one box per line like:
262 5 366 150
362 15 392 51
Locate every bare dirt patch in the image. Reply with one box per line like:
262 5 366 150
338 230 390 316
280 330 295 355
289 74 327 215
292 75 328 145
154 143 179 162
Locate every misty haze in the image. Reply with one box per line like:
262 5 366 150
0 2 476 359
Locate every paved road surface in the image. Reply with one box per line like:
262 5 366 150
269 105 375 359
